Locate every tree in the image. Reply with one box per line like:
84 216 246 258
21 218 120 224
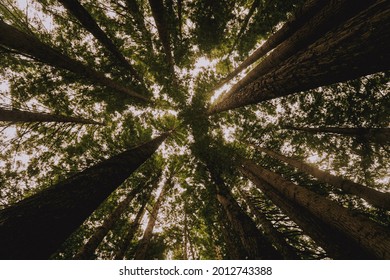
0 133 169 259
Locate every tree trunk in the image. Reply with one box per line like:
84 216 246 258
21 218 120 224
240 158 390 259
207 166 282 259
133 177 170 259
0 20 149 102
0 107 103 125
285 126 390 146
74 181 148 259
212 0 327 91
209 0 390 114
256 146 390 210
114 196 149 260
238 188 300 259
0 133 169 259
239 166 375 259
57 0 145 86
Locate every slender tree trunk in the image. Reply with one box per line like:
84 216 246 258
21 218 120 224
255 146 390 210
57 0 145 86
239 166 375 259
133 178 170 259
212 0 327 91
183 209 188 260
74 181 149 259
0 133 169 259
285 126 390 146
114 196 149 260
0 107 103 125
207 165 282 259
209 0 390 114
240 158 390 259
238 188 300 259
0 20 149 102
226 0 375 96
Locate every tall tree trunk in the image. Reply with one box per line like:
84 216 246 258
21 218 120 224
57 0 145 87
225 0 375 96
147 0 176 81
212 0 327 91
285 126 390 146
238 188 300 259
255 146 390 210
133 177 170 259
207 165 282 259
0 107 103 125
209 0 390 114
0 20 149 102
114 196 149 260
0 133 169 259
74 181 150 260
239 166 375 259
182 209 188 259
240 158 390 259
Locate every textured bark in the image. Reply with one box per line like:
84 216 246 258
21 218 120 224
256 146 390 210
57 0 144 86
0 133 169 259
133 178 170 259
209 0 390 114
225 0 375 95
0 20 149 102
74 182 147 260
240 166 375 259
0 107 103 125
238 188 300 259
285 126 390 146
114 197 149 260
207 166 282 259
213 0 327 90
240 159 390 259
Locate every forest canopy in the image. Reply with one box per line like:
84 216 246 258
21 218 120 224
0 0 389 260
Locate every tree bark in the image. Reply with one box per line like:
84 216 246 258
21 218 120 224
57 0 145 86
240 158 390 259
285 126 390 146
255 146 390 210
0 133 169 259
0 107 104 125
238 188 300 259
133 176 170 259
239 166 376 259
0 20 149 102
212 0 327 91
209 0 390 114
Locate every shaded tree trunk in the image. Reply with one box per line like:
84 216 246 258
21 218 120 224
213 0 327 90
0 133 169 259
240 158 390 259
285 126 390 146
57 0 145 87
207 165 282 259
255 146 390 210
0 20 149 102
209 0 390 114
0 107 103 125
239 166 375 259
238 188 300 259
133 177 170 259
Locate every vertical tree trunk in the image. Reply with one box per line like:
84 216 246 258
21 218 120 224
0 133 169 259
240 158 390 259
238 188 300 259
209 0 390 114
239 166 375 259
0 20 149 102
0 107 104 125
254 146 390 209
133 177 171 259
